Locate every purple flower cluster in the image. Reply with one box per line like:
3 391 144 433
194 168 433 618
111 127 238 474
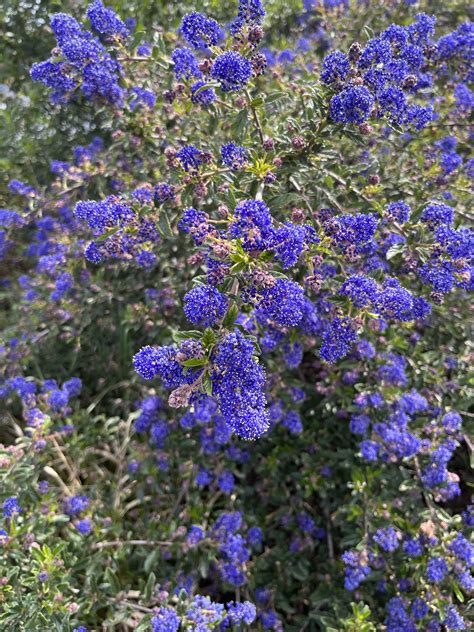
172 47 202 81
75 192 160 265
210 331 270 440
221 143 249 170
87 0 129 40
230 0 266 35
322 14 437 129
179 12 224 49
183 285 228 327
211 52 253 92
31 8 124 105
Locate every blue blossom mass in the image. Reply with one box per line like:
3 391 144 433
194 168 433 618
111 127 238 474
1 0 472 629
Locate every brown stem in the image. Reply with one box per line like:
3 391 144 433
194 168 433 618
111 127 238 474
245 88 265 145
92 539 173 550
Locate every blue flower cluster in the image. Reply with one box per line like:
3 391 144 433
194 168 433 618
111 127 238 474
179 12 224 50
183 284 228 327
211 52 254 92
221 143 249 170
210 331 270 440
172 47 202 81
343 511 471 630
322 14 437 128
31 8 124 104
150 595 256 631
75 190 161 266
87 0 129 40
4 2 472 630
230 0 266 35
134 329 270 440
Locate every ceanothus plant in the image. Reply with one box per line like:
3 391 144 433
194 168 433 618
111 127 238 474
0 0 472 630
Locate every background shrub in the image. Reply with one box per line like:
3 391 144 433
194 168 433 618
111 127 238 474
0 0 472 630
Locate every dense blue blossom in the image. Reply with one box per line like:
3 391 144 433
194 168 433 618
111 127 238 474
210 331 269 439
0 209 25 228
360 440 381 461
271 223 319 268
183 285 228 327
373 527 400 552
224 601 257 626
419 261 456 293
186 595 224 627
151 607 180 632
75 197 133 233
2 497 21 518
448 534 473 565
404 537 424 557
426 557 448 583
187 525 205 546
328 213 378 246
75 518 92 535
320 317 358 363
129 87 156 110
454 82 474 112
258 279 305 326
221 143 248 170
180 12 224 49
229 199 274 250
339 274 378 307
31 11 124 105
350 414 370 435
440 150 462 174
178 207 210 244
211 52 253 92
442 411 463 433
64 495 89 516
87 1 129 39
172 47 202 80
5 4 474 630
443 606 465 630
231 0 265 34
282 410 303 434
176 145 203 172
330 86 375 124
420 203 454 229
133 345 186 388
282 342 303 369
342 550 371 589
154 183 175 205
321 51 350 84
385 597 416 632
386 201 411 223
190 81 216 106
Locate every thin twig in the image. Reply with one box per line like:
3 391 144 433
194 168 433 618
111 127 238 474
51 437 81 490
245 88 265 144
92 539 173 550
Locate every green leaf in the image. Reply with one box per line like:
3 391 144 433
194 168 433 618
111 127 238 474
157 210 174 239
250 97 264 107
144 550 158 574
201 328 217 347
193 82 217 96
144 572 156 602
452 581 465 603
386 243 406 260
230 261 247 274
202 372 213 396
171 330 202 343
104 568 120 594
181 357 207 367
95 225 120 243
222 303 239 328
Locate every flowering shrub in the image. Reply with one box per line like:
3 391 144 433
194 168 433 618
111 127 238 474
1 0 472 630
